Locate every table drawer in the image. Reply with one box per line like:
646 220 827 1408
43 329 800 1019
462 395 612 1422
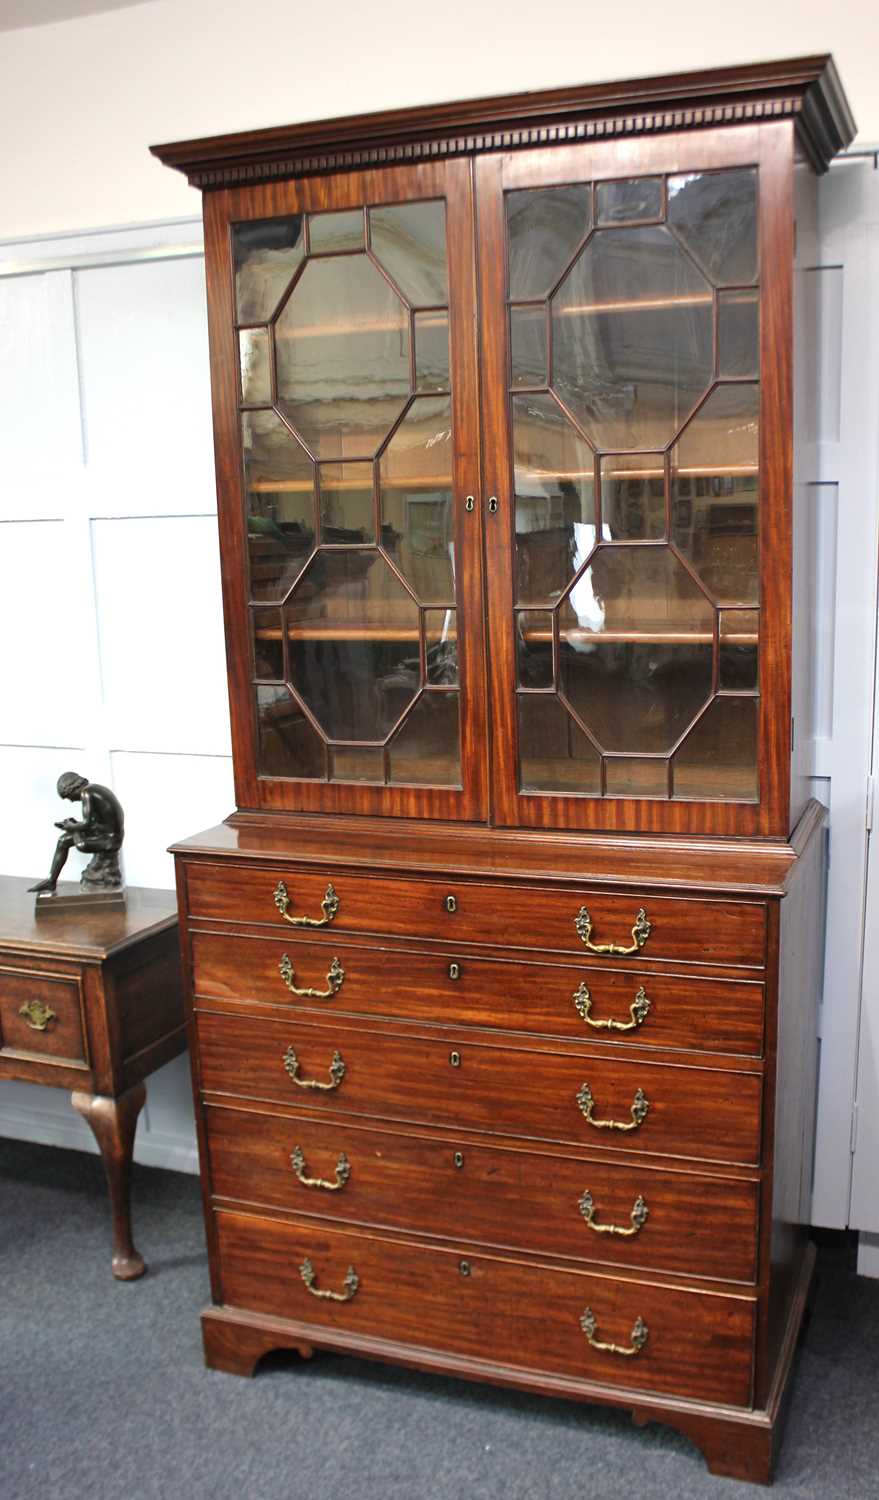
0 966 86 1064
205 1104 760 1282
191 931 765 1057
196 1011 763 1166
185 863 766 969
215 1209 756 1407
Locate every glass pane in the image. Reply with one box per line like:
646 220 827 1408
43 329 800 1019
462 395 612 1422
510 305 547 388
380 396 454 602
369 201 448 306
243 410 315 601
252 607 284 680
285 551 419 741
596 178 662 224
553 225 714 450
673 697 758 800
718 290 759 378
671 383 759 604
309 210 364 254
512 393 595 605
329 745 384 782
605 757 668 798
560 545 714 754
239 328 271 405
668 169 758 286
319 462 374 542
388 692 460 785
506 185 592 301
275 254 410 460
517 611 554 688
719 609 759 690
518 695 601 794
600 454 665 540
414 310 450 392
256 685 325 778
425 608 458 685
233 215 305 323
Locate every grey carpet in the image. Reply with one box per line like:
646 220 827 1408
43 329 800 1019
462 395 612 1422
2 1136 877 1500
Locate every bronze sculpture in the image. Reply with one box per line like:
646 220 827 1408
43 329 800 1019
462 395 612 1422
29 772 125 896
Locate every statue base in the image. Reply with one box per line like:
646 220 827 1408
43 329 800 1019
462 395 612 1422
34 881 127 917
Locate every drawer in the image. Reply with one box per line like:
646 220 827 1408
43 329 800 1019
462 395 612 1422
191 930 765 1057
0 966 86 1064
196 1011 763 1166
205 1104 760 1282
185 862 766 968
215 1209 756 1407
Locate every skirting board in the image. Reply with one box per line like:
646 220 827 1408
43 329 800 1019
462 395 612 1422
857 1233 879 1279
0 1089 199 1175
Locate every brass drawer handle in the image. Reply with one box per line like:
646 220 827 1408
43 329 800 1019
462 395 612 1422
577 1082 649 1132
19 1000 56 1032
299 1257 359 1302
575 905 651 956
579 1190 649 1237
283 1045 346 1091
580 1307 648 1357
279 953 345 999
274 880 339 927
291 1145 350 1191
573 983 650 1033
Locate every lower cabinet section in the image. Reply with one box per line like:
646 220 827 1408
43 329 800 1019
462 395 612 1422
214 1208 757 1408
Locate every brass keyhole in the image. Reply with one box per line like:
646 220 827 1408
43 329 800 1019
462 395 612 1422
453 1151 464 1168
450 1050 461 1068
445 895 457 913
459 1260 471 1276
448 962 461 980
465 495 475 512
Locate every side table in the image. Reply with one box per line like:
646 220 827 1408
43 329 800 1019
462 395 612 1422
0 876 185 1279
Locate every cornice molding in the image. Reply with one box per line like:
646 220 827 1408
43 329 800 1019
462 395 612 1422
151 55 855 190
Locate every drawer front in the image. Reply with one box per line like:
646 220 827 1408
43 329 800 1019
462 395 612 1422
185 863 766 968
196 1011 763 1165
215 1209 756 1407
0 967 86 1064
205 1104 760 1282
191 931 765 1057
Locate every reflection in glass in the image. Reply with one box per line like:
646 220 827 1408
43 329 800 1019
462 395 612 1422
256 685 325 778
329 745 384 782
559 546 714 753
425 609 458 684
596 178 663 224
414 310 450 392
233 215 305 323
518 695 601 794
239 328 272 405
309 210 364 254
719 609 759 690
553 225 714 450
517 611 554 688
673 696 758 800
243 410 315 601
512 393 595 605
388 692 461 785
285 551 419 741
600 454 665 540
369 201 448 306
718 290 759 378
671 382 759 604
276 254 410 459
605 757 668 798
381 396 455 602
668 169 758 286
319 462 374 542
510 305 547 387
506 185 592 301
251 607 284 680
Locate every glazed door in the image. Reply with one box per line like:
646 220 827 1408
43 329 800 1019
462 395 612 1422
204 160 487 818
476 126 792 837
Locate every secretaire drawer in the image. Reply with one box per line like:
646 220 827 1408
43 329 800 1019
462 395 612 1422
196 1010 763 1165
185 862 767 969
215 1209 756 1408
0 966 86 1064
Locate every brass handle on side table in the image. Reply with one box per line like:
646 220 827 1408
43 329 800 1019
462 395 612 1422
575 906 651 956
19 1000 56 1032
579 1190 648 1238
580 1307 648 1357
283 1045 346 1091
573 983 650 1033
279 954 345 999
299 1257 359 1302
291 1145 350 1191
274 880 339 928
577 1082 649 1132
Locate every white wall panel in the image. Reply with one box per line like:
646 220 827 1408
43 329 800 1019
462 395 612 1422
0 520 89 745
110 748 234 889
0 744 89 882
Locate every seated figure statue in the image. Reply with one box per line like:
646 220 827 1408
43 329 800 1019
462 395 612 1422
29 772 125 894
